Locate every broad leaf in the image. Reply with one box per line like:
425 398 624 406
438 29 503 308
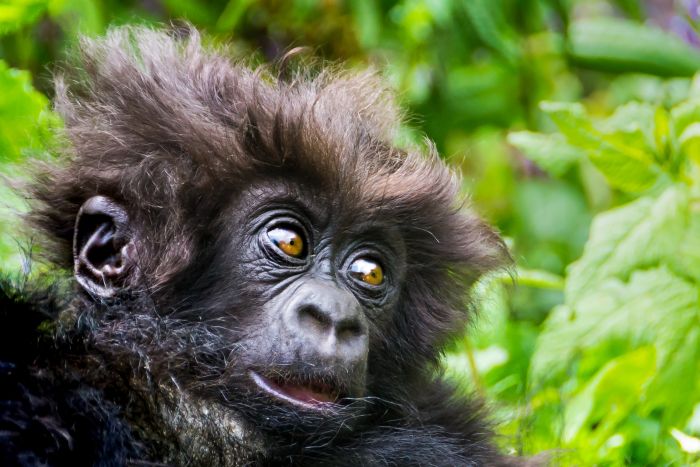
0 60 56 162
0 0 47 34
563 346 656 442
565 186 690 304
532 267 699 408
508 131 583 177
541 101 664 192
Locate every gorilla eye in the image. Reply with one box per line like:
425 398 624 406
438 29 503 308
268 227 305 258
349 258 384 286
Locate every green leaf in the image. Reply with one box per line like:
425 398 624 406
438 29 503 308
532 267 699 399
507 131 583 177
0 165 28 272
654 107 671 161
528 174 700 456
215 0 254 32
599 102 656 151
0 60 56 271
349 0 381 49
565 187 690 304
541 101 664 192
564 346 656 442
462 0 520 65
515 267 565 290
0 0 47 34
671 428 700 454
670 98 700 138
668 210 700 284
568 18 700 77
0 60 55 162
671 98 700 166
48 0 104 35
678 122 700 165
644 326 700 425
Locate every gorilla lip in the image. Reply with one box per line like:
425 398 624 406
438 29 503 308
249 371 340 409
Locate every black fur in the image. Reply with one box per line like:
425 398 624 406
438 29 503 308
1 25 521 466
0 279 140 466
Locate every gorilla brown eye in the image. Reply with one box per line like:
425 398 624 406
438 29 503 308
349 258 384 286
268 227 305 258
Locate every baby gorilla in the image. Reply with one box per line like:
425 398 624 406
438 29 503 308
0 26 517 466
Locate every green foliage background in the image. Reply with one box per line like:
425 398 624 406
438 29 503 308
1 0 700 464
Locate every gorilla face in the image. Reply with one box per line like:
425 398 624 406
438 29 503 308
234 193 402 404
72 179 407 435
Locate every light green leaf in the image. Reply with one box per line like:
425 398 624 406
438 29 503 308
515 267 565 290
671 428 700 454
541 101 663 192
672 99 700 166
564 346 656 442
444 345 508 380
568 18 700 77
0 60 56 162
349 0 381 49
462 0 520 65
565 187 690 304
48 0 103 35
600 102 656 152
678 122 700 165
644 327 700 425
507 131 583 177
469 272 510 347
654 107 671 160
0 60 56 271
0 0 47 34
671 98 700 139
0 165 28 272
531 267 698 387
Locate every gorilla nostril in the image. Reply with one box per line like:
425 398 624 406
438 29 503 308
336 320 365 342
298 305 332 332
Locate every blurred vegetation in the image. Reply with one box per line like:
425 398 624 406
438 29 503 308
2 0 700 464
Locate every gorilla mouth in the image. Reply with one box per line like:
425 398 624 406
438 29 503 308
249 370 341 410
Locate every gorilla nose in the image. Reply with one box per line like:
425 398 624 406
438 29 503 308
286 279 368 358
298 303 365 341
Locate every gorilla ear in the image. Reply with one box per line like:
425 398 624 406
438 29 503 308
73 196 136 298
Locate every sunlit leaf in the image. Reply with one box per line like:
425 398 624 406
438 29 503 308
671 428 700 454
541 101 664 192
0 60 55 162
508 131 583 177
48 0 103 34
532 268 699 412
564 346 655 442
515 268 565 290
565 187 690 304
0 0 47 35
